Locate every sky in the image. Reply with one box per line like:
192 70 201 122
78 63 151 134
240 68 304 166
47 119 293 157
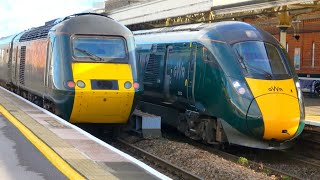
0 0 104 37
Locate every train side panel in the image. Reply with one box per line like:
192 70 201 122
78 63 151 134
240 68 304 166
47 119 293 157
0 35 17 85
15 39 48 95
0 44 11 84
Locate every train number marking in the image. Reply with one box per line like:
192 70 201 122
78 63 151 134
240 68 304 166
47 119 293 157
268 86 283 92
173 61 185 80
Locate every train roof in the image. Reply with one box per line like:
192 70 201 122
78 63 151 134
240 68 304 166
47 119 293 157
1 13 131 45
53 13 132 37
0 34 18 45
134 21 278 45
16 13 110 42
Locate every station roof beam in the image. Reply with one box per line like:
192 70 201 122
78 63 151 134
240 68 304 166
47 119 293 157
104 0 320 30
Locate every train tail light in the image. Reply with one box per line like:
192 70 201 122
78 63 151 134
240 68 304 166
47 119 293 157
66 81 76 88
133 82 140 89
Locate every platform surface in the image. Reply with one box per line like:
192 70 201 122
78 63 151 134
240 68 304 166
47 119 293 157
0 87 168 180
304 96 320 126
0 115 67 180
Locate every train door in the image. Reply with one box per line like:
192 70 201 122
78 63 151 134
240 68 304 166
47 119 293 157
187 43 196 105
163 45 172 100
12 46 19 84
164 43 192 101
44 39 53 91
5 46 11 83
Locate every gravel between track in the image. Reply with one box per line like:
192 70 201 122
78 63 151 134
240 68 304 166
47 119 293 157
126 136 273 180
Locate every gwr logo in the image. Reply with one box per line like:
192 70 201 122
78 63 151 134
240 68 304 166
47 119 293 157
268 86 283 92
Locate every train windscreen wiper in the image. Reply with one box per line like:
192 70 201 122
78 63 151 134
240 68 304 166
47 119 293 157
244 63 273 80
74 47 104 61
234 49 273 79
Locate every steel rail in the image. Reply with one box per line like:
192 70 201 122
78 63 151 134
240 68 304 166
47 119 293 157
282 151 320 168
116 138 203 180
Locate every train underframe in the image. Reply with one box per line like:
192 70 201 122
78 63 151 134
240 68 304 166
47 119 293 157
138 101 228 145
138 101 297 149
3 82 61 117
177 110 228 144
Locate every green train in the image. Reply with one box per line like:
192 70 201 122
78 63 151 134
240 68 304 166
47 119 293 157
134 21 305 149
0 13 142 123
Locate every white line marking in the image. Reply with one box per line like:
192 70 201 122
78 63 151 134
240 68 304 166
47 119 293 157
305 119 320 126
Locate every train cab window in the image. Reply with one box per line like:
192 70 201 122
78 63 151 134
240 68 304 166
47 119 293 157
72 36 128 63
233 41 290 80
203 47 215 62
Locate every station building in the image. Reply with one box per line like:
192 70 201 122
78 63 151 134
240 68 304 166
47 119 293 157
103 0 320 79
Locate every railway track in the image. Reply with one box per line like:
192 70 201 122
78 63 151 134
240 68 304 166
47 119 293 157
115 131 307 180
115 138 203 180
160 129 320 179
188 141 303 180
90 126 320 179
300 130 320 146
289 130 320 161
283 151 320 168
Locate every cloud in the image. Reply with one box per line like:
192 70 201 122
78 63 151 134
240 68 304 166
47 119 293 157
0 0 103 37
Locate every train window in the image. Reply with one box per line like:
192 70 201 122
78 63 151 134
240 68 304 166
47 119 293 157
233 41 290 80
72 36 128 63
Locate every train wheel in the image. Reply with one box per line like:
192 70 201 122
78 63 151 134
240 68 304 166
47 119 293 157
202 118 217 144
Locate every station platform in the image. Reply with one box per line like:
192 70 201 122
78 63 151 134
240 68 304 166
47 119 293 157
304 96 320 128
0 87 169 180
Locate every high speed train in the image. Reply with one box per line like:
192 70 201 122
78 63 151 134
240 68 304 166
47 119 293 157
134 21 305 149
0 13 142 123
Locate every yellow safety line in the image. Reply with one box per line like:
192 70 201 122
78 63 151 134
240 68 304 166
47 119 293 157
0 105 85 180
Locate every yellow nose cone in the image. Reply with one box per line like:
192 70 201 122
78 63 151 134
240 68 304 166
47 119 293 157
245 78 301 141
256 94 300 140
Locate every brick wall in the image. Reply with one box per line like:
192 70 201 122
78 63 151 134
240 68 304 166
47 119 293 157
244 16 320 76
284 31 320 75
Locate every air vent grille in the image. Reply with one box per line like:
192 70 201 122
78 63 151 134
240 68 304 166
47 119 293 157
19 24 54 42
19 46 26 85
144 54 160 84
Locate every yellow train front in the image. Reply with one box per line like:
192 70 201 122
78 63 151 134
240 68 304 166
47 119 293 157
0 13 141 124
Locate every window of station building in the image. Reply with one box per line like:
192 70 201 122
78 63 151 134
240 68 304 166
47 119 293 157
312 42 315 68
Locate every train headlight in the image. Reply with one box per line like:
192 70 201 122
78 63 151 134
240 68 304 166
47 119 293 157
238 87 246 95
232 81 241 88
124 81 132 89
227 77 255 121
232 80 248 96
77 80 86 88
229 78 253 100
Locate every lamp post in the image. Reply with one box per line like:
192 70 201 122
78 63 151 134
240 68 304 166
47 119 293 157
292 19 301 41
277 6 291 48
